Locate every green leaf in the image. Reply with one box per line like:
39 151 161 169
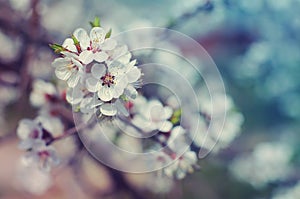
170 109 182 125
89 16 101 27
71 35 79 45
49 43 66 54
105 28 112 38
120 94 129 102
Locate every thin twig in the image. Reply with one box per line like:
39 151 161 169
47 115 97 145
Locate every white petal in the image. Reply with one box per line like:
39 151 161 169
17 119 37 139
36 116 64 137
94 51 108 63
79 50 94 64
112 84 126 99
109 61 124 74
115 99 129 117
125 60 137 70
73 28 90 50
163 106 173 119
90 27 105 45
100 103 117 116
126 67 141 83
67 73 80 88
148 101 164 120
176 169 186 179
55 66 71 81
164 163 178 177
86 77 100 92
116 52 131 64
159 121 173 132
62 38 77 52
183 151 197 164
19 139 35 150
52 57 70 68
124 84 138 99
101 38 117 50
71 57 83 68
91 63 106 78
66 87 84 105
98 86 113 102
114 45 128 56
80 97 93 114
171 126 186 138
132 115 149 130
116 74 128 86
48 150 60 166
61 51 79 59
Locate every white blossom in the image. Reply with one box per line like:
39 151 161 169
163 126 198 179
52 53 84 88
30 79 57 107
17 118 43 150
132 97 173 133
230 142 293 188
65 27 117 64
23 142 60 172
106 44 131 65
17 115 63 171
86 60 141 102
164 150 198 179
16 157 53 195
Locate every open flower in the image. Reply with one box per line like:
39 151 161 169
132 98 173 133
17 115 63 171
65 27 117 64
17 157 53 195
86 60 141 102
17 115 64 150
17 119 44 150
163 126 198 179
24 142 60 172
106 44 131 65
164 150 198 179
30 80 58 107
52 53 84 88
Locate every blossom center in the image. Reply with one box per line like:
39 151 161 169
100 73 115 88
29 129 40 139
67 61 78 71
38 150 50 159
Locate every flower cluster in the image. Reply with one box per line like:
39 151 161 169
116 95 199 180
14 18 243 195
17 79 67 172
16 20 143 177
17 115 63 171
51 22 142 118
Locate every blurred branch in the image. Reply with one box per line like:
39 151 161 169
0 1 52 47
0 0 52 75
166 1 214 29
50 104 74 123
47 115 97 145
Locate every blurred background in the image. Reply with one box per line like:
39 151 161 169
0 0 300 198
